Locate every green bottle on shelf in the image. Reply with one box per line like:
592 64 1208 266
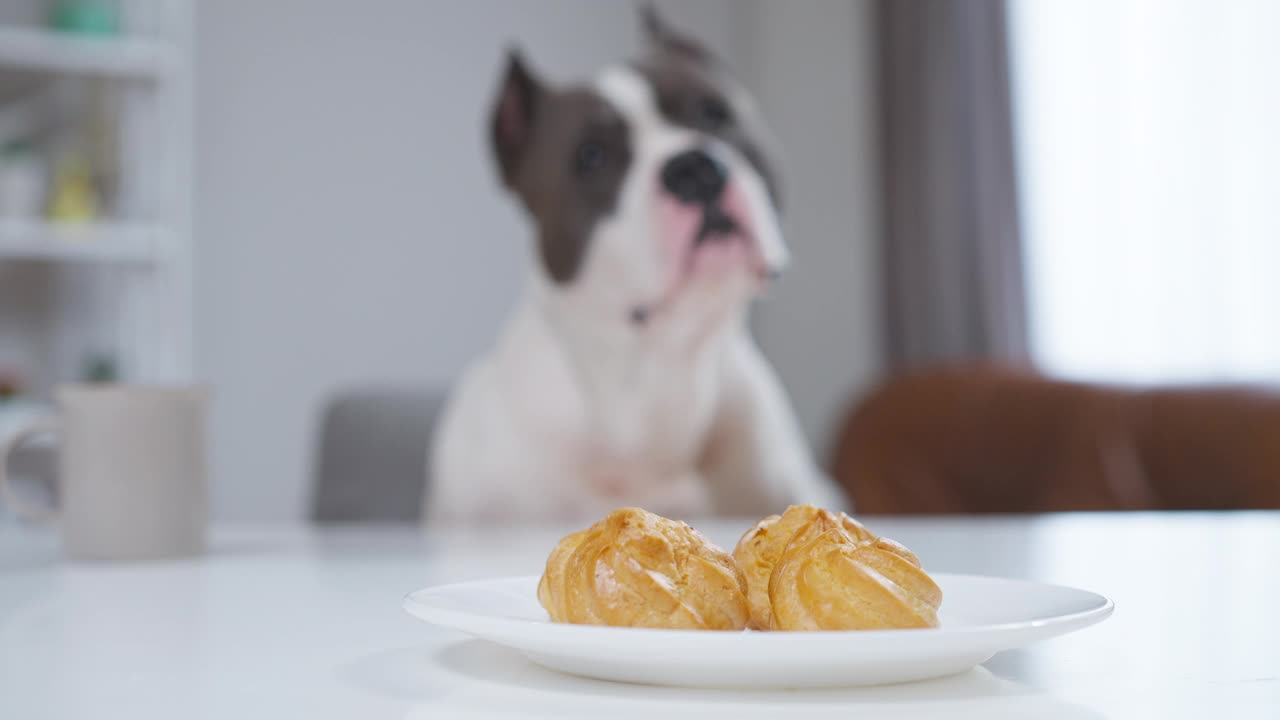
49 0 120 36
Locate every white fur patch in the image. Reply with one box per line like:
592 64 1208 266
574 66 696 321
595 65 666 129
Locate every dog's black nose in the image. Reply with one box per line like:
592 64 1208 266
661 149 727 205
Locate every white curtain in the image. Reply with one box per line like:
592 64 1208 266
1010 0 1280 383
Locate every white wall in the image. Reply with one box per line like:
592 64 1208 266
740 0 883 459
194 0 880 522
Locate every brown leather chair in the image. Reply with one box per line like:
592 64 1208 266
831 365 1280 513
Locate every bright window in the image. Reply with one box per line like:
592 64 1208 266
1010 0 1280 383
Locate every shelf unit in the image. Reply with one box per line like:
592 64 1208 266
0 219 162 263
0 1 192 400
0 25 176 78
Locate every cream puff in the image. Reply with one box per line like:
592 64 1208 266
768 528 942 630
538 507 749 630
733 504 932 630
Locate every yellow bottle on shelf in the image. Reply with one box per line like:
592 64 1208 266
47 155 100 223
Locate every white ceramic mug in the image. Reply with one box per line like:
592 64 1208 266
0 385 207 560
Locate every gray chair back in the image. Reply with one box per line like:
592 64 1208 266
310 387 445 523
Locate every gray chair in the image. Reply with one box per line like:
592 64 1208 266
310 387 446 523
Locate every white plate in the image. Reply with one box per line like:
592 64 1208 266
403 573 1113 689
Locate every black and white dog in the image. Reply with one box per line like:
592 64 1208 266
427 8 843 524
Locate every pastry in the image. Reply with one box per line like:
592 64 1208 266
732 504 921 629
537 507 749 630
769 528 942 630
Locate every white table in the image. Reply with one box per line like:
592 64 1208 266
2 513 1278 719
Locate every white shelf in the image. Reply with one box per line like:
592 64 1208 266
0 220 162 264
0 25 175 78
0 3 191 385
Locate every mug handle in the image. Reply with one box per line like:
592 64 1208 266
0 415 61 521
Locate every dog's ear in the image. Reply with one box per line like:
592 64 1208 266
491 48 544 187
640 3 713 63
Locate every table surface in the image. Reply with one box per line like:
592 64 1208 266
2 512 1278 719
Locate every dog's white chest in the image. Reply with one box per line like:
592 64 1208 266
577 354 720 466
428 299 835 523
491 304 727 508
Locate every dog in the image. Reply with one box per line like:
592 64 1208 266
426 8 844 524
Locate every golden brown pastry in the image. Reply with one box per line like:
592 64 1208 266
769 528 942 630
732 504 921 629
537 507 749 630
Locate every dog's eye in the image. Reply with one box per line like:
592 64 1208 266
694 95 732 131
574 141 607 175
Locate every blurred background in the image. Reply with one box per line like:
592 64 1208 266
0 0 1276 524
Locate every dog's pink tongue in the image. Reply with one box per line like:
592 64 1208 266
721 183 773 277
657 196 704 261
629 198 701 323
633 184 768 325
